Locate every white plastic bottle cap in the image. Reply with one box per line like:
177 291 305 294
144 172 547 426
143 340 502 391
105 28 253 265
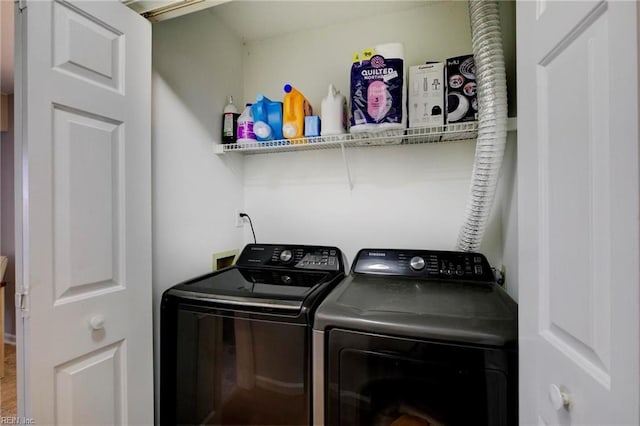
282 123 298 138
254 121 272 139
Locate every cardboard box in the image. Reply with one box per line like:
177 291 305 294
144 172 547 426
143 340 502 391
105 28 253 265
445 55 477 124
408 62 445 128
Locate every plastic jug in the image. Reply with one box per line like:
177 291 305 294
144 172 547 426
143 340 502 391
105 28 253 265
237 103 256 144
252 94 284 141
320 84 347 136
282 84 313 139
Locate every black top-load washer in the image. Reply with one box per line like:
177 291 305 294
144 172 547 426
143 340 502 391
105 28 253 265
161 243 346 426
312 248 518 426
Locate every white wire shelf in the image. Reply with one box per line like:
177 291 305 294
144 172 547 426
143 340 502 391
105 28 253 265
213 121 508 155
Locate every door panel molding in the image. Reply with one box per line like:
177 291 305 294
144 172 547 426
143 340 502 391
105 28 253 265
52 104 125 305
52 0 124 93
536 8 611 388
55 340 126 425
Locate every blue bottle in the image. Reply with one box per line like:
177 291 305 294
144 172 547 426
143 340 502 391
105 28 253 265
251 94 284 141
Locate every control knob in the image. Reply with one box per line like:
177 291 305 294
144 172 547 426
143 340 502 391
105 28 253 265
279 249 293 263
410 256 426 271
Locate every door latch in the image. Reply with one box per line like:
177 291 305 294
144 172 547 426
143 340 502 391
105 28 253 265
15 288 29 317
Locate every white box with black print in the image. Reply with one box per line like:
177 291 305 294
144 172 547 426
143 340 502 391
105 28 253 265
408 62 445 128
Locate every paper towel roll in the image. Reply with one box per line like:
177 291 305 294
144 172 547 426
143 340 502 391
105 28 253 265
377 42 406 133
374 42 405 61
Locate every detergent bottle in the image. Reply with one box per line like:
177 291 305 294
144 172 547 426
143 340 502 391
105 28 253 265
321 84 347 136
236 104 256 145
251 94 283 142
282 84 313 139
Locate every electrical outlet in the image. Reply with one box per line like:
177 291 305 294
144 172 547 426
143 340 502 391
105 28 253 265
234 209 244 227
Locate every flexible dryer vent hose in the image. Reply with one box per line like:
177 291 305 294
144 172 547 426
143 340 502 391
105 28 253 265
456 0 508 251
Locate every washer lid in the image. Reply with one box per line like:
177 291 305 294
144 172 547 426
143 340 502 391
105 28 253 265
313 274 517 347
170 267 331 303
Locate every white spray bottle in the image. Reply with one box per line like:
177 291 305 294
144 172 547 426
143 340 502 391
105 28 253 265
320 84 347 136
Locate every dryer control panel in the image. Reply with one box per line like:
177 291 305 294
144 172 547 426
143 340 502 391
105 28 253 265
352 248 495 283
237 244 345 272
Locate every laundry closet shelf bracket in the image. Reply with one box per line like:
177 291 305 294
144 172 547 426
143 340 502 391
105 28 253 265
339 142 354 191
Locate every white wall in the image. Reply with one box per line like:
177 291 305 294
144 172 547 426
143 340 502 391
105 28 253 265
496 132 518 301
151 8 245 415
240 2 474 261
152 5 246 303
498 1 519 301
240 1 516 279
151 0 518 335
150 2 518 289
243 142 488 260
242 1 473 108
242 136 515 272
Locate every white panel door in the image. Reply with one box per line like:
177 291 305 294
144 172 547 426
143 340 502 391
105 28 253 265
517 1 639 425
14 0 152 423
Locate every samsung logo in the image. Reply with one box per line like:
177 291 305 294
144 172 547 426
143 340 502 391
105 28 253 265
368 252 386 257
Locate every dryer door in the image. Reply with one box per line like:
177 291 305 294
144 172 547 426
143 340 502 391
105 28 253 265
326 329 516 426
161 303 310 425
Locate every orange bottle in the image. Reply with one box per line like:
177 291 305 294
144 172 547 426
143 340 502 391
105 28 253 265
282 84 313 139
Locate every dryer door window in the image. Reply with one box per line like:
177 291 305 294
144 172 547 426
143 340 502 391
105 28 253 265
326 329 516 426
161 307 310 425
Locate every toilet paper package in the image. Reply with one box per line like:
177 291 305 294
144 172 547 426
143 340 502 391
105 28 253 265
350 43 406 139
445 55 477 124
409 62 445 128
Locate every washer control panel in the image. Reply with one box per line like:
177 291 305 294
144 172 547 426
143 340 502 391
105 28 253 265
237 244 344 272
352 248 494 282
